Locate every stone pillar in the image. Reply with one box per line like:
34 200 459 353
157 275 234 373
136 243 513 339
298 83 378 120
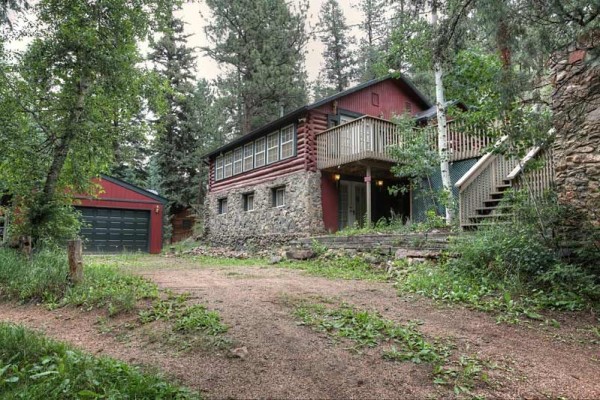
551 36 600 235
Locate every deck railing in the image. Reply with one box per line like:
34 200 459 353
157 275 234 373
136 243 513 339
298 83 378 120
316 116 494 170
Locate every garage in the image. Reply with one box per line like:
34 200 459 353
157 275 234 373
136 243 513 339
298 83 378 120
74 175 167 254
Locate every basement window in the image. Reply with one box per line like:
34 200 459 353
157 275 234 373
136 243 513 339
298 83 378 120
272 186 285 208
243 192 255 212
217 198 228 214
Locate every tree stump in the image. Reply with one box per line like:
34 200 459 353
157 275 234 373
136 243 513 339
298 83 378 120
19 236 32 259
68 239 84 284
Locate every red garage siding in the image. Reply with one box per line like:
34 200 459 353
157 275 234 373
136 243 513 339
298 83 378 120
74 177 165 254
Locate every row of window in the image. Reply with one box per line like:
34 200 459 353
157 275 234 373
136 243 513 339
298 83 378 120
217 186 286 215
214 125 295 182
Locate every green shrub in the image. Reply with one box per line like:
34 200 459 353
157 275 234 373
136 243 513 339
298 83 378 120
0 322 199 399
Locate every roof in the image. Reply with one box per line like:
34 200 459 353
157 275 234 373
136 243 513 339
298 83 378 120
205 75 432 158
415 101 468 122
99 175 168 204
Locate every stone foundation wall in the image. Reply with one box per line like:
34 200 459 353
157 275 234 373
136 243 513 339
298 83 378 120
551 37 600 231
204 170 325 248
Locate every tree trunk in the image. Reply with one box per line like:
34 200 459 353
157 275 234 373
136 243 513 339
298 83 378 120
68 238 84 284
431 2 455 225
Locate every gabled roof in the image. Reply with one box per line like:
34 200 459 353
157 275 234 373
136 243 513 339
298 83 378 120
205 75 432 158
99 175 168 204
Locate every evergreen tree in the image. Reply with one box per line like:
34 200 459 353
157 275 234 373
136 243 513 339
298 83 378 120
355 0 388 81
317 0 357 94
204 0 309 136
148 5 199 213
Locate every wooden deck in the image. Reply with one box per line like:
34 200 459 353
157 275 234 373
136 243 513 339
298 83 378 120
316 116 493 170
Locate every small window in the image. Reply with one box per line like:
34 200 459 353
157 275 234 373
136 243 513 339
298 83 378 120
215 156 224 181
405 101 413 114
243 143 254 171
218 198 228 214
223 152 233 178
233 147 243 175
267 132 279 164
280 125 294 159
243 192 254 211
272 186 285 207
255 137 266 168
371 92 380 106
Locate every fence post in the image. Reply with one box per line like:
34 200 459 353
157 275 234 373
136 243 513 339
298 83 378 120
68 238 83 284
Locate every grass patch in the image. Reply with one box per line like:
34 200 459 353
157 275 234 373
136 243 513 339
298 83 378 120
291 299 498 396
0 322 199 399
0 248 159 316
280 257 389 282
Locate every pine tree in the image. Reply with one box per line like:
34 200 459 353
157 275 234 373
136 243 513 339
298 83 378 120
355 0 388 81
148 5 199 213
204 0 309 136
317 0 357 94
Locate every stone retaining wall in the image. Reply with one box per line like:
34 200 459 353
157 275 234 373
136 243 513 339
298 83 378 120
204 170 325 248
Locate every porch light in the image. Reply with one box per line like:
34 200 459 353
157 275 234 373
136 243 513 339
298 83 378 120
376 180 384 187
333 174 341 181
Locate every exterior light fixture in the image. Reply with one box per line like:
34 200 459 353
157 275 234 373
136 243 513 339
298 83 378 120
154 205 160 214
376 180 384 187
333 174 341 181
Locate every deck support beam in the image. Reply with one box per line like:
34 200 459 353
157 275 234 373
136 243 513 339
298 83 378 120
365 166 372 228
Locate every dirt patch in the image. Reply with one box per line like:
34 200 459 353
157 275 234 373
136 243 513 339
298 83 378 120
1 256 599 399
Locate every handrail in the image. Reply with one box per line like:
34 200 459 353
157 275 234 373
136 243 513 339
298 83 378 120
455 135 508 190
506 146 542 180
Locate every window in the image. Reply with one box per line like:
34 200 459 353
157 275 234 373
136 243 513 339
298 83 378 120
280 125 294 159
272 186 285 207
371 92 380 106
405 101 413 114
255 137 266 168
215 156 224 181
223 152 233 178
243 192 254 211
218 198 228 214
182 219 193 229
267 132 279 164
243 143 254 171
233 147 243 175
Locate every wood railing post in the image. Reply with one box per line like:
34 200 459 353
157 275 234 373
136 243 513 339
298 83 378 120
68 238 83 284
365 166 372 228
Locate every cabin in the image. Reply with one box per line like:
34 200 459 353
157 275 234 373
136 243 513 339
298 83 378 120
203 76 554 245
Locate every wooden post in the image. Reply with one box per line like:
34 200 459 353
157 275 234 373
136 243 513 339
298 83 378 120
19 236 32 259
68 238 83 284
365 166 372 228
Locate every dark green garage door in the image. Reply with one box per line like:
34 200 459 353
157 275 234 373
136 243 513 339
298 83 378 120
77 207 150 253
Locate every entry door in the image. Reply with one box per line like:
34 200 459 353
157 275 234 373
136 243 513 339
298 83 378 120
339 181 367 229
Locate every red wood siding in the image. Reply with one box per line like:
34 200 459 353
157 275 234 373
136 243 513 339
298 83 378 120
321 172 339 232
313 80 426 120
74 178 164 254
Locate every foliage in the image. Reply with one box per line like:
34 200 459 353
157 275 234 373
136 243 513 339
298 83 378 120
354 0 388 82
316 0 357 96
0 248 159 316
204 0 309 135
280 257 388 282
139 292 228 336
0 322 199 399
0 0 170 244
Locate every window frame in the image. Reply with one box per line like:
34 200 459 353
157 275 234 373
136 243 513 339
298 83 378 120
217 198 228 214
266 131 280 164
215 156 224 181
243 192 255 212
272 186 285 208
233 147 243 175
254 137 266 168
223 152 233 178
280 124 295 160
243 142 254 172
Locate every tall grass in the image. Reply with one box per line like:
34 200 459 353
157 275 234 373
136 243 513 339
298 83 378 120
0 322 199 399
0 248 159 315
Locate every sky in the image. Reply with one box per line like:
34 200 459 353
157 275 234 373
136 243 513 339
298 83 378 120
176 0 365 83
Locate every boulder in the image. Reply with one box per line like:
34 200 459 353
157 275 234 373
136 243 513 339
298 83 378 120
285 249 316 260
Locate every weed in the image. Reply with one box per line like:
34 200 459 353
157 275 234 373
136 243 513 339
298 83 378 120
0 322 199 399
280 257 388 281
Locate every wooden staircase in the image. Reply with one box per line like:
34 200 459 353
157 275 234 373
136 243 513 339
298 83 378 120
462 180 514 229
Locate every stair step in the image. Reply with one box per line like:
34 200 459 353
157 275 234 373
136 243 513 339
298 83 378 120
469 213 514 221
496 184 512 191
461 221 510 229
475 205 512 212
489 191 507 199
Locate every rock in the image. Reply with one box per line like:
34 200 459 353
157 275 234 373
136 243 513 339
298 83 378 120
229 346 248 359
362 254 379 264
269 255 283 264
285 249 316 260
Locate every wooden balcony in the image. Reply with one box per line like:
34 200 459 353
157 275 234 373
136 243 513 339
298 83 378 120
316 116 494 171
